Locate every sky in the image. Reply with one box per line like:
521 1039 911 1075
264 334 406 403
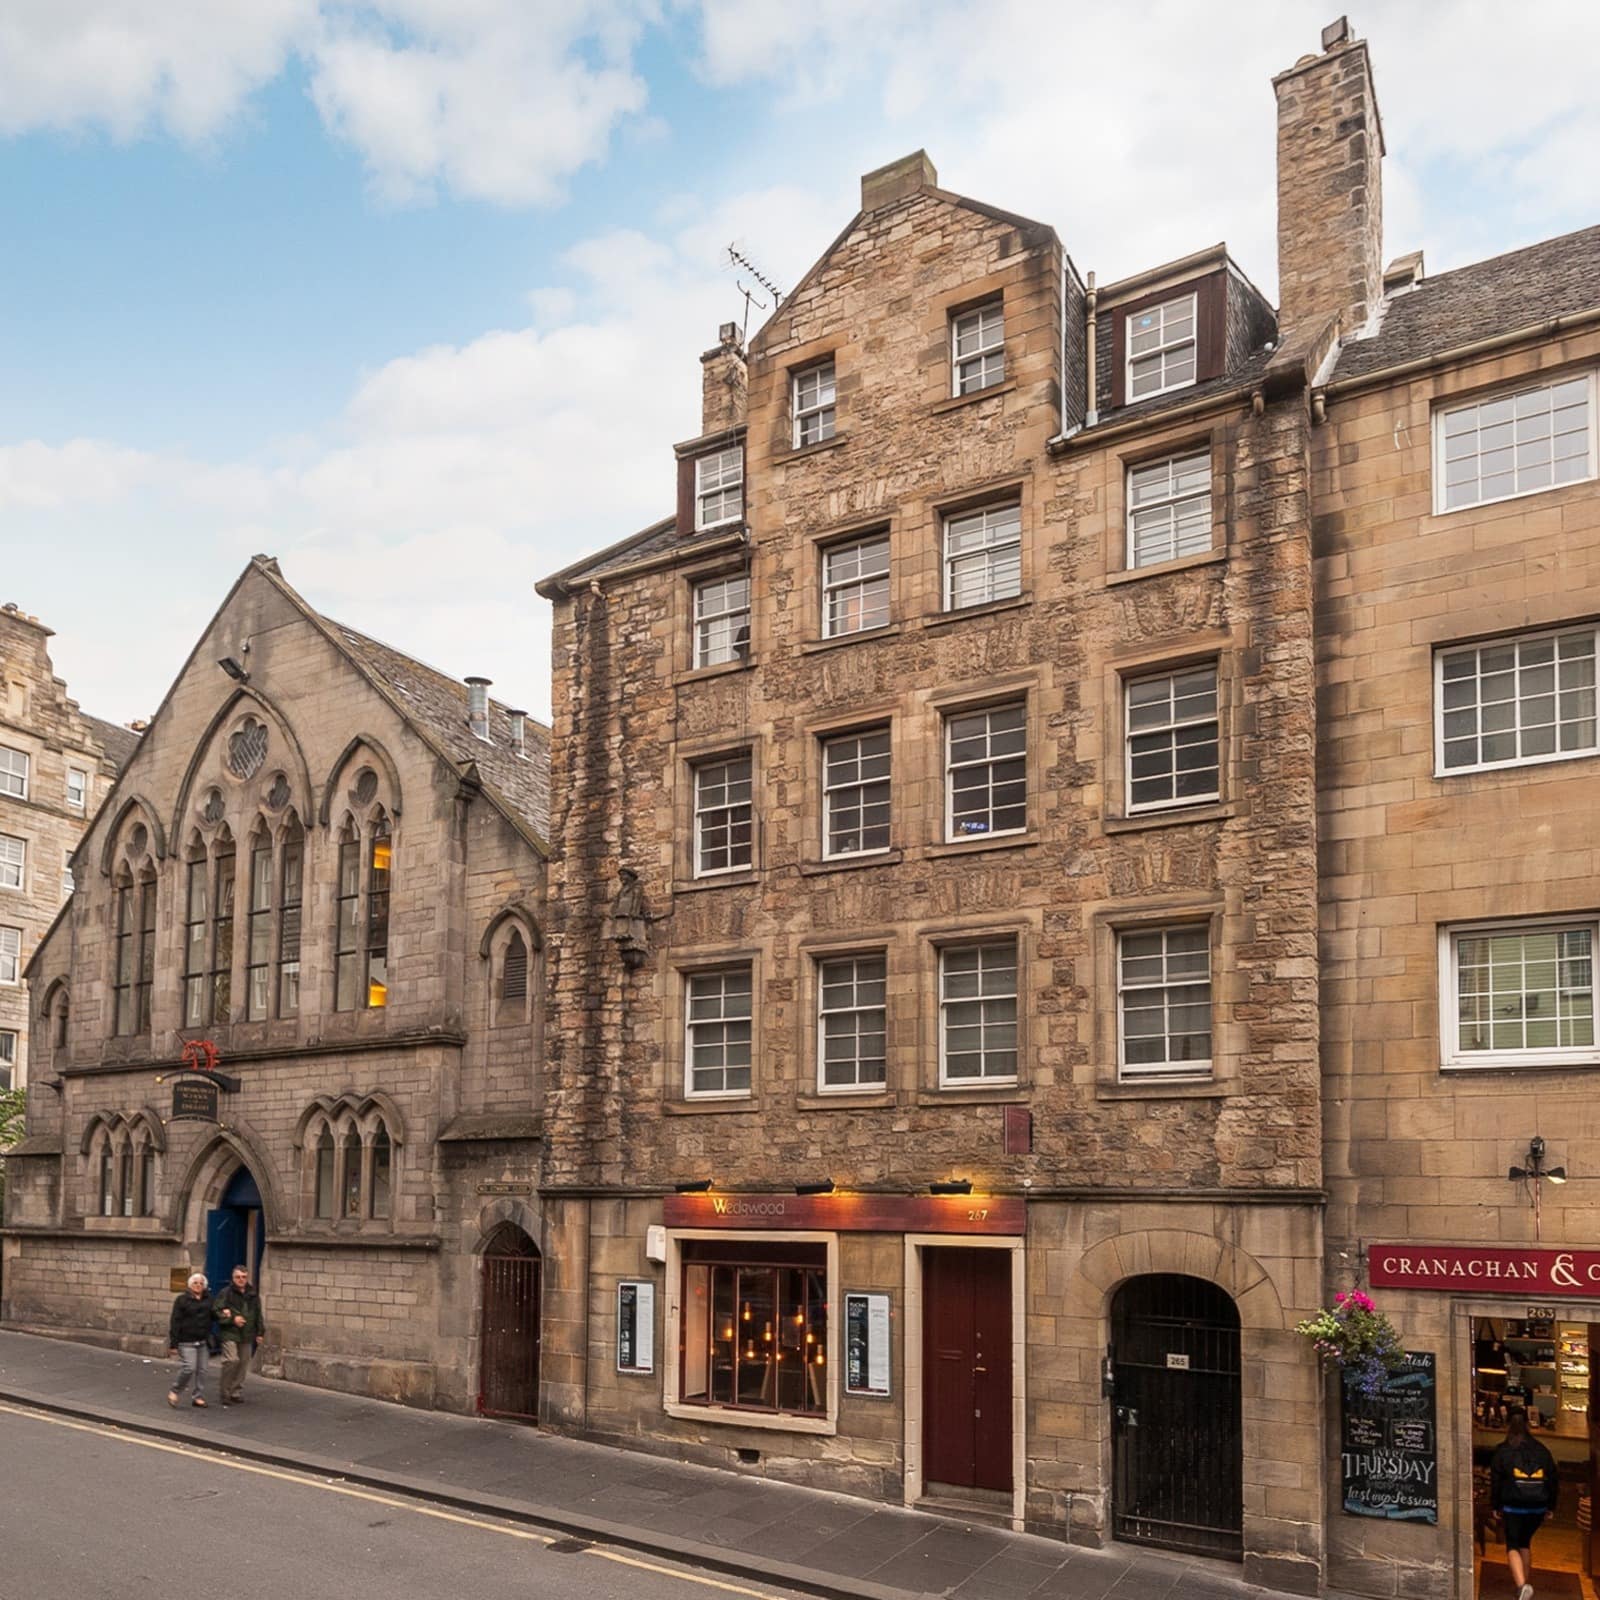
4 1 1600 728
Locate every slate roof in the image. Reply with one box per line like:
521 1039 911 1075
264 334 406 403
83 714 142 772
328 620 550 840
1334 224 1600 382
537 513 699 592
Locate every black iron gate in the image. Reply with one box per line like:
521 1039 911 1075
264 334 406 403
478 1224 541 1421
1111 1273 1242 1559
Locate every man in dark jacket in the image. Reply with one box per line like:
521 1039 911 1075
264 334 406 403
213 1265 266 1406
167 1273 214 1408
1490 1407 1559 1600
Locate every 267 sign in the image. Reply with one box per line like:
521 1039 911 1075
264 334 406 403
1370 1245 1600 1299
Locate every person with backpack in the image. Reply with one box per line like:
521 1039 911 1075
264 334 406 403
1490 1406 1559 1600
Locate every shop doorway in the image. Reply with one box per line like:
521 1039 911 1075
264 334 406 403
1471 1314 1597 1598
478 1223 541 1422
204 1165 265 1291
922 1246 1012 1494
1110 1273 1242 1560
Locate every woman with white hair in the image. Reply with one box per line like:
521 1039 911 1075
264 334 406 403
167 1271 215 1408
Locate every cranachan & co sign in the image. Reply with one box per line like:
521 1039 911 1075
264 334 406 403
1369 1245 1600 1298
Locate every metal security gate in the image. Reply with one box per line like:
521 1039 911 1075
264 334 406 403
1110 1274 1242 1559
478 1224 541 1421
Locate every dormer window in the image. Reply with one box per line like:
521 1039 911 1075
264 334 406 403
1126 293 1197 401
695 447 744 531
793 362 837 447
952 302 1005 395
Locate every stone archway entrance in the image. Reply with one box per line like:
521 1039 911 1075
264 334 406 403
478 1222 541 1421
204 1164 266 1291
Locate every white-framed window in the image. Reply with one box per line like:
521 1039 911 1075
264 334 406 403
818 953 887 1091
952 302 1005 395
1126 666 1220 812
822 728 891 858
793 362 837 448
939 941 1019 1084
0 926 19 985
1441 918 1598 1069
693 754 753 876
1126 293 1197 401
946 703 1026 840
686 967 753 1097
0 835 23 891
1127 450 1212 568
0 1029 14 1090
66 767 88 811
943 502 1022 610
695 447 744 531
1118 926 1212 1082
822 534 890 637
61 850 74 899
693 573 751 668
0 746 28 800
1435 373 1595 514
1436 626 1599 774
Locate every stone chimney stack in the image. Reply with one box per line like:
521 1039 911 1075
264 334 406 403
700 322 747 436
860 150 938 213
1273 17 1385 346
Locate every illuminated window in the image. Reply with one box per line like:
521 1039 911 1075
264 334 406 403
366 816 391 1008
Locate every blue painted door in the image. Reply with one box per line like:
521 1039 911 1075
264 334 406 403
205 1207 246 1295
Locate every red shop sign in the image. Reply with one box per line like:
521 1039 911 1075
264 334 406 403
662 1191 1025 1235
1369 1244 1600 1299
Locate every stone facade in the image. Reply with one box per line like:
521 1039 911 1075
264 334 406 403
2 558 549 1412
0 604 138 1088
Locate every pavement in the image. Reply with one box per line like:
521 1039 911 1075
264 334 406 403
0 1329 1302 1600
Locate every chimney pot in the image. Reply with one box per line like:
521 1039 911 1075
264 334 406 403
465 676 492 743
507 708 528 758
1321 15 1351 50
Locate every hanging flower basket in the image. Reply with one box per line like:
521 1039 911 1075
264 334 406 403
1295 1290 1406 1399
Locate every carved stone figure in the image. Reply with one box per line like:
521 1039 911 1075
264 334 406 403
603 868 652 969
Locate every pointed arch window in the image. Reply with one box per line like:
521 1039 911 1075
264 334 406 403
341 1126 363 1218
52 990 69 1054
183 847 209 1027
334 822 361 1010
278 819 304 1017
246 827 273 1020
113 877 136 1036
211 835 236 1024
371 1125 392 1220
118 1141 134 1218
314 1128 336 1219
366 816 391 1009
99 1143 115 1216
134 870 157 1032
137 1141 156 1218
500 928 528 1020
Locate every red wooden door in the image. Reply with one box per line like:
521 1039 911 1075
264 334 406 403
923 1247 1012 1492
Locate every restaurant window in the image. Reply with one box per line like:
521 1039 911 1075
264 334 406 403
680 1241 827 1418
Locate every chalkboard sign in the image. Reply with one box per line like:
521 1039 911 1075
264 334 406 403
1341 1350 1437 1523
170 1075 219 1122
844 1292 890 1396
617 1281 654 1374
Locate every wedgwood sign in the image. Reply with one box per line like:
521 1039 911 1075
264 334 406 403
661 1192 1025 1234
1370 1245 1600 1298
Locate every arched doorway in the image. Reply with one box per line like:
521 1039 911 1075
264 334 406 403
1110 1273 1242 1559
478 1223 541 1421
205 1165 266 1291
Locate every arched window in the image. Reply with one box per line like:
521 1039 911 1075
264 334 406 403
211 832 236 1024
341 1126 363 1218
278 818 304 1017
112 874 135 1036
137 1141 156 1218
366 815 391 1009
182 842 209 1027
500 929 528 1020
53 990 69 1050
97 1142 113 1216
371 1125 392 1220
246 824 273 1020
334 821 360 1010
118 1140 134 1219
135 870 157 1032
314 1128 335 1219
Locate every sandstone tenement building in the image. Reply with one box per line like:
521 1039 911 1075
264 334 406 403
0 604 139 1090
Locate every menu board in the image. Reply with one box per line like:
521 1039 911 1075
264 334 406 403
616 1281 654 1374
845 1293 891 1396
1340 1350 1437 1523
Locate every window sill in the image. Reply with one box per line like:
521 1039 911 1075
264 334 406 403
916 1086 1028 1107
1096 1078 1229 1101
797 1090 895 1111
799 623 901 655
921 593 1032 631
798 849 903 877
673 872 759 895
675 659 755 688
924 833 1037 860
1107 548 1226 586
1103 801 1232 833
775 433 849 464
929 380 1017 416
1439 1058 1600 1076
664 1401 836 1436
664 1097 761 1116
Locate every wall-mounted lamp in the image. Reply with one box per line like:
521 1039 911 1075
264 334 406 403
674 1179 713 1194
794 1179 835 1196
929 1179 973 1196
217 656 249 682
1509 1136 1569 1239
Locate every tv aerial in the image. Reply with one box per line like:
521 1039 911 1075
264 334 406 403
726 244 785 341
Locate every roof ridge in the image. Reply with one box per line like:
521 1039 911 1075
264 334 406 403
1410 221 1600 291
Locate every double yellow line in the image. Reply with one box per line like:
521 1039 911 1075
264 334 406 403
0 1400 786 1599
